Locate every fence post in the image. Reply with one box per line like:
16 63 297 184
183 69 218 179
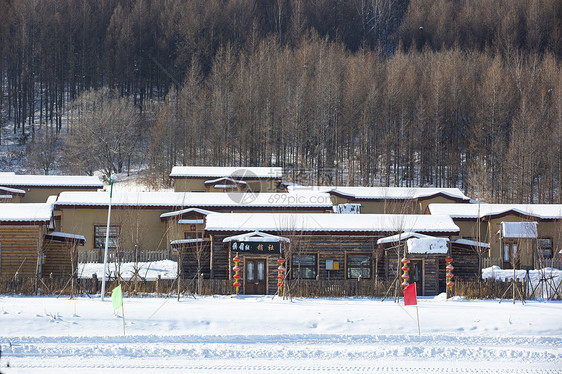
92 273 98 295
156 275 161 295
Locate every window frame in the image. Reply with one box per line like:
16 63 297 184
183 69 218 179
346 253 372 279
291 253 318 280
537 238 553 259
93 225 120 250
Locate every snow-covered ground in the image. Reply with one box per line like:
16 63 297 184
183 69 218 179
0 295 560 373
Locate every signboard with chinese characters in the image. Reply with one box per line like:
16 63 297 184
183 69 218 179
229 241 281 254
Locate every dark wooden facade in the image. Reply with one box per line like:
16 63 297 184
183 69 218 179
206 233 387 295
42 235 85 278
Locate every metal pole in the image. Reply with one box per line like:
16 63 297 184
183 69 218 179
101 177 114 301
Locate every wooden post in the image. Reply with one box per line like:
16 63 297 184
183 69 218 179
156 274 161 295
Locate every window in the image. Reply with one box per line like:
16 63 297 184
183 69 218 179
184 231 203 240
292 254 317 279
538 238 553 259
347 254 371 279
94 226 120 249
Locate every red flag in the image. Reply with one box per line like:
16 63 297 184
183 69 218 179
403 283 417 306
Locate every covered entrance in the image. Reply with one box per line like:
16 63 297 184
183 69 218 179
223 231 290 295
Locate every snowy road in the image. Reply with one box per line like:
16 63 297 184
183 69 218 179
1 296 561 373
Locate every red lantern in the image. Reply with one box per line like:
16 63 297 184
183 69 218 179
232 255 242 295
445 256 454 296
401 257 410 288
277 257 286 294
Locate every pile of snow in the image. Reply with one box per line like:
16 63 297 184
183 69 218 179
78 260 177 280
482 266 561 299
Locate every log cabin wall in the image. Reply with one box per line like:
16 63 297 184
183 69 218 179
0 225 44 278
210 234 384 292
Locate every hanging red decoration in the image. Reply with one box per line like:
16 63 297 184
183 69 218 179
401 257 410 288
233 255 242 295
445 256 454 295
277 257 286 292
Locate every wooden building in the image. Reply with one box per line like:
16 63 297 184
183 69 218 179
203 213 460 295
55 191 333 261
0 204 54 278
0 203 86 278
170 166 283 193
0 174 103 203
43 232 86 277
288 186 471 214
427 204 562 270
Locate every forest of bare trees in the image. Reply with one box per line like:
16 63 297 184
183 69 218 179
0 0 561 203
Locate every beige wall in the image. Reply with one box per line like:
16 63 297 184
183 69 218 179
19 187 100 203
173 178 279 193
59 207 168 253
355 200 418 214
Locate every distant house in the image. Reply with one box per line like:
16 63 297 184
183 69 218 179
0 174 103 203
427 203 562 270
170 166 283 193
201 212 460 295
0 186 26 203
288 186 471 214
54 191 333 261
0 203 84 278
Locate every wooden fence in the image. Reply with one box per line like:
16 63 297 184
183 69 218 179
1 275 560 300
481 257 503 268
0 275 233 297
285 279 394 298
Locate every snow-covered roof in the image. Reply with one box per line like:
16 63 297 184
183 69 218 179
0 203 53 223
428 203 562 220
170 166 283 179
452 238 490 249
160 208 216 219
501 222 538 239
407 238 449 254
204 177 247 185
170 238 205 245
223 231 290 243
56 191 333 209
0 186 26 194
45 232 86 244
178 219 204 224
329 187 470 201
288 186 470 201
46 195 58 204
205 213 459 234
0 175 103 188
377 232 434 245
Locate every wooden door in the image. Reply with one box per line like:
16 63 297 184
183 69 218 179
503 242 520 269
245 258 267 294
410 260 423 296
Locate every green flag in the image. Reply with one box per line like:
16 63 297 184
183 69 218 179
111 285 123 310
